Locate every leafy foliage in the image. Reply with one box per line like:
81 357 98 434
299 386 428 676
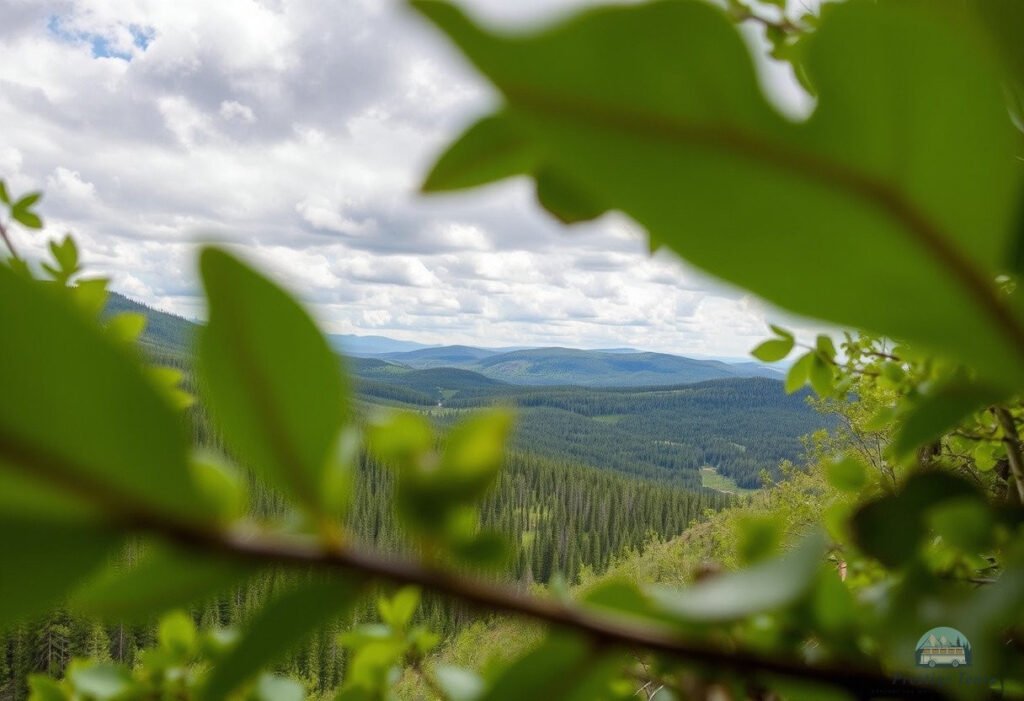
5 0 1024 698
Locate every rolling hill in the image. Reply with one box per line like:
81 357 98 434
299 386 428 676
103 292 197 353
374 345 782 386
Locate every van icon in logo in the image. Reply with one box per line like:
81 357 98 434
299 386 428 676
916 627 972 668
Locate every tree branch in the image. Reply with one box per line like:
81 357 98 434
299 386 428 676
0 219 19 261
151 522 948 700
993 407 1024 503
0 429 950 700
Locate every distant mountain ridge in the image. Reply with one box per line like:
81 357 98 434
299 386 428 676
371 345 782 387
105 291 781 387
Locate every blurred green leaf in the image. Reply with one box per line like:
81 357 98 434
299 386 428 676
892 382 1004 456
67 663 131 700
72 545 251 621
785 352 813 393
450 530 510 568
928 498 994 552
105 312 147 344
378 586 420 629
581 579 656 620
415 0 1024 385
825 456 867 493
809 354 833 396
439 409 512 499
422 112 537 192
0 265 202 523
71 278 109 317
255 674 305 701
433 665 484 701
27 676 66 701
752 337 794 362
188 452 249 523
366 411 433 467
736 514 782 564
202 577 359 700
158 610 197 655
811 568 857 635
648 531 825 623
0 517 119 629
852 471 982 567
534 167 607 224
198 247 350 516
11 193 43 229
476 634 590 701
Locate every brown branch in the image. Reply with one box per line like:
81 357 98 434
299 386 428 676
153 526 948 700
0 218 19 260
993 407 1024 503
0 431 950 700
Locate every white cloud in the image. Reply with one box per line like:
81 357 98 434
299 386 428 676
219 100 255 123
0 0 823 357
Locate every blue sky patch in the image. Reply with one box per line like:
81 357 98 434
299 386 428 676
46 15 155 60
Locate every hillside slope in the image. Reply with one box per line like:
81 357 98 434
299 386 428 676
379 345 782 386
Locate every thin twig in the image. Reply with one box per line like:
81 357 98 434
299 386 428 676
0 219 19 260
0 431 950 701
993 407 1024 503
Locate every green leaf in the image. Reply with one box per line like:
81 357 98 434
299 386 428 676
0 266 202 523
414 0 1024 385
11 193 43 229
12 192 41 211
158 610 197 655
852 471 982 567
891 382 1005 456
815 334 836 361
736 514 782 565
751 337 794 362
71 277 109 317
769 324 794 341
534 167 607 224
648 531 825 623
67 663 131 701
202 577 359 700
422 112 538 192
27 675 67 701
476 634 590 701
71 545 251 621
581 579 657 621
811 568 857 635
378 586 420 629
255 674 305 701
366 411 433 467
188 452 248 523
785 351 814 393
449 530 510 568
46 236 80 285
12 209 42 229
825 456 868 493
105 312 147 344
0 517 119 629
0 181 9 205
438 409 513 500
808 354 833 396
197 247 349 516
928 498 994 552
433 665 484 701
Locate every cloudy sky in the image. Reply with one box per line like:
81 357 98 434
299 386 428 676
0 0 819 357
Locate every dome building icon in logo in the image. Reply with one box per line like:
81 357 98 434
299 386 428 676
916 627 972 668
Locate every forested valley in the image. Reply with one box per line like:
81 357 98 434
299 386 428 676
0 299 744 700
